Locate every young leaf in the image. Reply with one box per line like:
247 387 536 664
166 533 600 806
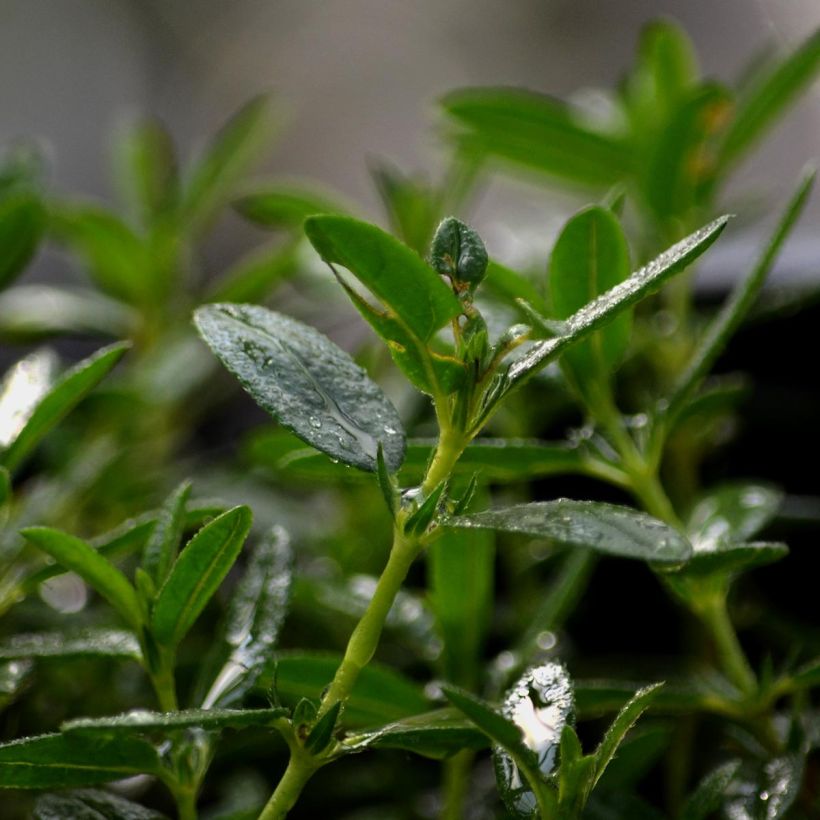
203 526 292 708
151 506 252 648
141 480 192 586
680 760 742 820
0 733 162 788
195 303 406 472
548 206 631 399
430 217 489 288
0 629 141 662
671 541 788 580
404 482 447 536
234 185 345 229
35 788 167 820
1 342 129 474
446 499 692 564
0 189 45 290
20 528 142 631
304 701 341 754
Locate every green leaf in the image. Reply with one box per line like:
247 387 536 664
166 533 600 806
505 216 729 394
0 733 162 788
194 303 405 472
404 482 447 536
345 708 488 759
671 541 788 581
588 683 663 793
204 526 292 708
62 707 287 737
35 788 167 820
446 499 691 565
234 184 345 229
719 28 820 168
484 260 547 313
257 652 428 727
20 528 142 630
376 444 398 519
151 506 252 648
430 217 488 288
1 342 129 474
141 480 192 586
548 206 631 398
722 754 804 819
574 679 708 718
681 760 742 820
668 169 814 417
441 685 525 751
0 189 45 289
304 701 341 754
207 243 298 303
441 87 632 187
0 465 9 511
180 94 276 231
0 629 141 662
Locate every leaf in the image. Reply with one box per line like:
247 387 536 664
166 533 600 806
671 541 788 580
151 506 252 648
404 482 446 536
304 701 341 754
0 733 162 788
441 87 632 187
722 754 804 819
0 629 141 662
668 169 814 417
484 260 547 313
203 526 292 708
180 94 276 230
207 243 298 303
588 683 663 793
505 216 729 394
719 29 820 168
430 217 488 287
234 185 345 229
441 685 525 751
20 528 142 630
446 499 691 564
345 708 488 759
681 760 742 820
194 303 405 472
141 480 192 586
0 465 9 510
548 206 631 397
256 652 428 727
0 188 45 289
1 342 129 474
62 707 287 737
35 788 167 820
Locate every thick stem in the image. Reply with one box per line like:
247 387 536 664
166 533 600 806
697 595 757 696
258 754 319 820
173 788 198 820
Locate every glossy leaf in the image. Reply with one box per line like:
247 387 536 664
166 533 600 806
234 185 344 228
670 541 788 580
446 499 691 564
34 788 167 820
0 189 45 289
548 206 631 397
256 652 428 726
195 303 405 472
204 526 292 708
62 706 287 737
0 733 162 787
20 528 142 630
681 760 742 820
506 216 729 393
141 480 192 586
151 505 252 648
1 342 129 474
441 87 632 187
0 629 141 662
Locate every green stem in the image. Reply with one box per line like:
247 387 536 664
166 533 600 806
173 787 198 820
258 753 320 820
150 653 179 712
441 750 474 820
697 594 757 696
422 425 467 495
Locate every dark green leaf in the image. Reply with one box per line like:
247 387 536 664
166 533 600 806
0 189 45 289
35 788 167 820
195 303 405 472
151 505 252 648
62 707 287 737
142 480 192 586
670 541 788 581
574 679 708 718
1 342 129 474
304 701 341 754
0 630 141 662
430 217 488 287
681 760 742 820
404 482 446 536
20 528 142 630
0 733 162 788
446 499 691 564
442 685 524 751
234 185 345 229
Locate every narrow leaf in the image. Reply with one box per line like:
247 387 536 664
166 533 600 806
141 480 192 585
442 685 525 751
151 506 252 647
681 760 742 820
0 629 141 662
234 185 345 228
35 788 167 820
304 701 341 754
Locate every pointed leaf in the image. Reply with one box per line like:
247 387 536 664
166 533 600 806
441 685 525 751
0 733 162 788
151 506 252 647
195 303 405 472
404 482 446 535
1 342 129 474
35 788 167 820
446 499 691 564
234 185 345 229
305 701 341 754
681 760 742 820
20 528 141 630
142 480 192 585
673 541 788 580
0 629 141 662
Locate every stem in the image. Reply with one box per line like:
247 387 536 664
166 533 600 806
258 753 319 820
422 425 467 495
173 788 198 820
441 750 473 820
697 594 757 696
151 654 179 712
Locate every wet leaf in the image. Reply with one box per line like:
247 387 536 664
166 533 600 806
670 541 788 581
234 185 345 229
20 528 142 631
0 629 141 662
141 480 192 586
430 217 488 287
34 788 167 820
681 759 742 820
445 499 691 564
152 506 252 648
1 342 129 474
195 303 405 473
722 754 803 819
0 733 162 787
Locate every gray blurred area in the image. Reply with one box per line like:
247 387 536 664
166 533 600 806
2 0 820 284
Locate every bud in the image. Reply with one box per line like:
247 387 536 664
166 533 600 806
430 217 488 289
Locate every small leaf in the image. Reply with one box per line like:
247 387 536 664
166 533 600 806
304 701 341 754
445 499 691 564
0 733 162 788
441 685 525 751
234 184 345 229
35 788 167 820
195 303 405 472
20 528 142 630
151 506 252 648
376 444 398 519
681 760 742 820
0 189 45 289
671 541 788 581
141 480 192 585
404 482 447 536
430 217 488 287
0 629 141 662
62 707 287 737
1 342 129 474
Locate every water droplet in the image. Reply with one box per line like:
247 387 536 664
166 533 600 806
535 631 557 651
308 416 322 429
496 651 517 671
